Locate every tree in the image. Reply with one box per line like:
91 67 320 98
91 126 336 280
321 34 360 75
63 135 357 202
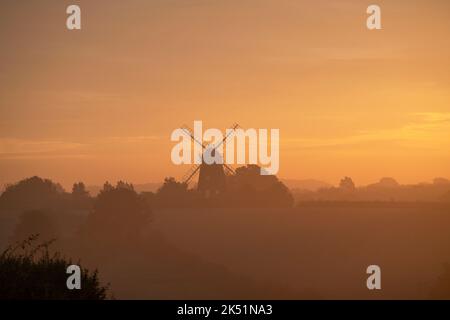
0 176 65 211
102 181 114 192
0 235 108 299
71 182 92 210
433 178 450 186
80 181 151 242
226 165 294 208
377 177 399 188
116 180 134 191
154 177 198 208
72 182 89 197
339 176 356 190
11 210 58 244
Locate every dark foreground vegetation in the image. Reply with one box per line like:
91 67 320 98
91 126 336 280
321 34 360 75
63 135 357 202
0 235 107 300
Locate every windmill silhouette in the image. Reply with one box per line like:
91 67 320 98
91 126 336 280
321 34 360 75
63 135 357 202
180 123 240 197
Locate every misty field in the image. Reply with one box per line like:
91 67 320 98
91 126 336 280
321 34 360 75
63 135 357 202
1 203 450 299
151 204 450 299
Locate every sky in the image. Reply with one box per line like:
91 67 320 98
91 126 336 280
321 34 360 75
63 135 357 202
0 0 449 189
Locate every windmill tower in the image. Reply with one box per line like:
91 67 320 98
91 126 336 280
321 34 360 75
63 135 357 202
180 124 239 197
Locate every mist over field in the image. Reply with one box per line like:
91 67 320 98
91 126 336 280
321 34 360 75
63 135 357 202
1 175 450 299
1 0 450 301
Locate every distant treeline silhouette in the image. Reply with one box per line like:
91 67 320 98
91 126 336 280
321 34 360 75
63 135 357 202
0 165 294 213
1 169 450 299
0 165 297 299
293 176 450 203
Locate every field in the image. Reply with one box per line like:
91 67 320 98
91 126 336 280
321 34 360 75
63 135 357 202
1 203 450 299
151 204 450 299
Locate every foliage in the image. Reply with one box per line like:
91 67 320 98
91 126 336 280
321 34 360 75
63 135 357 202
80 181 151 241
10 210 58 244
0 176 65 211
154 177 200 208
152 166 294 208
339 176 356 190
224 165 294 207
0 235 108 300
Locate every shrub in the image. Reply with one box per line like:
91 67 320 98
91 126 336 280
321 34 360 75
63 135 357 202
0 235 108 300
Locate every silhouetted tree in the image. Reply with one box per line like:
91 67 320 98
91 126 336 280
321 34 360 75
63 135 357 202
80 181 151 242
376 177 400 188
0 235 108 299
11 210 58 244
102 181 114 192
0 176 66 212
72 182 89 197
433 178 450 186
339 176 356 190
154 177 200 208
116 180 134 191
262 180 295 208
225 165 294 208
71 182 92 210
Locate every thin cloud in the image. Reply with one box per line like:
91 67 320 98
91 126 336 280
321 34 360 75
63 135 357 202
0 135 162 159
286 112 450 150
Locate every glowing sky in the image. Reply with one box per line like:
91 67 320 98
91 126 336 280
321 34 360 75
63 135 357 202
1 0 449 189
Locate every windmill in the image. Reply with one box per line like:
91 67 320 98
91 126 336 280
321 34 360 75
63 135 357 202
180 123 240 197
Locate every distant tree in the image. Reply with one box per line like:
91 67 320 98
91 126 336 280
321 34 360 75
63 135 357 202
116 180 134 191
0 176 66 211
154 177 198 208
157 177 188 194
154 168 293 208
11 210 58 244
80 182 151 241
0 235 108 300
377 177 400 188
71 182 92 210
102 181 114 193
228 165 279 191
433 178 450 186
262 180 295 208
72 182 89 197
226 165 294 208
339 177 356 191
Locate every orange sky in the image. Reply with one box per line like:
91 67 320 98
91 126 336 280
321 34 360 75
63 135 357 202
1 0 449 189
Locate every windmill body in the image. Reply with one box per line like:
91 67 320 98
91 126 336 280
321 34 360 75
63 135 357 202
197 148 226 197
181 124 239 197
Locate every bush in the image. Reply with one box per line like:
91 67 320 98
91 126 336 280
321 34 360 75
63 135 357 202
0 235 108 300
